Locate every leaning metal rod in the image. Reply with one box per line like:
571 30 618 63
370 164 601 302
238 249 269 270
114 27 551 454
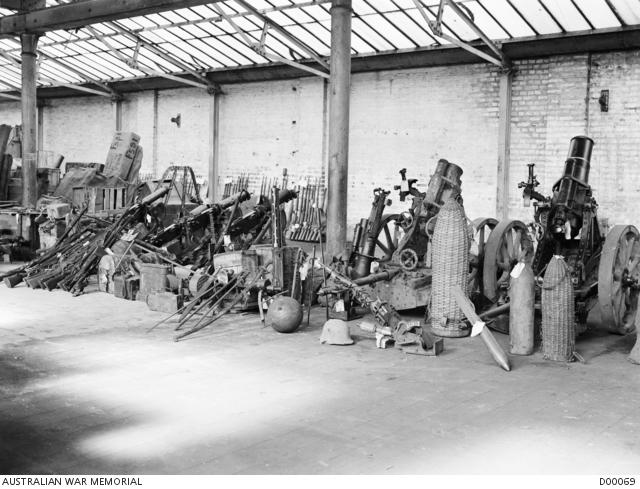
307 245 316 328
177 274 243 331
316 207 329 321
176 269 266 341
146 279 218 333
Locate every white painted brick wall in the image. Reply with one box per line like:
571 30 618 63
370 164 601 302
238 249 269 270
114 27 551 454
2 48 640 234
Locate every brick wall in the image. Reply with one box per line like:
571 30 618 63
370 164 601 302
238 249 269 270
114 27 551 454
350 64 500 227
42 97 114 164
0 102 21 126
2 49 640 233
218 77 326 195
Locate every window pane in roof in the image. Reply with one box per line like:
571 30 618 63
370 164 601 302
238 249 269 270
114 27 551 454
510 0 562 34
609 0 640 24
383 11 430 46
302 5 331 21
191 5 218 18
116 18 145 30
201 36 258 64
190 38 236 66
286 25 330 54
139 50 182 72
441 8 483 40
541 0 591 31
575 0 621 27
173 8 203 21
352 0 376 15
351 17 395 51
196 21 228 37
361 12 412 48
265 10 296 26
479 0 536 36
217 35 267 63
144 13 172 27
166 26 194 40
464 1 512 38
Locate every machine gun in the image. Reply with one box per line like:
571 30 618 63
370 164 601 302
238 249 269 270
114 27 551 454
226 188 298 241
318 262 443 355
147 190 251 247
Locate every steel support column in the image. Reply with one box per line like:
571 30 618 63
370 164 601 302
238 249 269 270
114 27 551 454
326 0 351 258
496 68 513 220
21 32 38 208
208 90 220 203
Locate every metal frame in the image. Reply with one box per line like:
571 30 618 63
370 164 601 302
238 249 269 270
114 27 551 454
0 0 637 95
413 0 510 68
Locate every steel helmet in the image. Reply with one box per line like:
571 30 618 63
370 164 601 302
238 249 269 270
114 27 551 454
320 319 354 345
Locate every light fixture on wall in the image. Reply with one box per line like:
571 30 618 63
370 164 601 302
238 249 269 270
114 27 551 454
171 113 181 127
599 90 609 112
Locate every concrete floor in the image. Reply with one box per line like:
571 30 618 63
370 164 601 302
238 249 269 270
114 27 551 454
1 264 640 475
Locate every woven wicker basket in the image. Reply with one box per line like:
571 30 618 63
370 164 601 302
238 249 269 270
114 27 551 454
541 255 575 362
430 198 470 337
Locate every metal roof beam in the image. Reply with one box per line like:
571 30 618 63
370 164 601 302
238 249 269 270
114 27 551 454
39 51 118 96
235 0 330 71
0 0 226 35
0 91 20 100
413 0 508 68
105 21 216 89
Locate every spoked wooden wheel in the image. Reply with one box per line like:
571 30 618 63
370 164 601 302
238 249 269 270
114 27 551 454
598 225 640 334
373 214 403 263
468 217 498 295
482 219 534 303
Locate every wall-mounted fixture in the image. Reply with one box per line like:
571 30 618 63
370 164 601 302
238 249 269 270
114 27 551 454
599 90 609 112
171 113 181 127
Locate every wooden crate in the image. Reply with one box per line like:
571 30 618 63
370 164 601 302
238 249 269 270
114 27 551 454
72 186 127 214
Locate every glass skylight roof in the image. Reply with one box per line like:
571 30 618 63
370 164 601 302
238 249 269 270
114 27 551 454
0 0 636 95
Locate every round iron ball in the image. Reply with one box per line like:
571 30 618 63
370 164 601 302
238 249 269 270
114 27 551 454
266 296 303 334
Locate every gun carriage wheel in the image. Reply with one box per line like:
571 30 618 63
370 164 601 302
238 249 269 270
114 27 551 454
482 219 534 303
468 217 498 295
598 225 640 335
373 214 403 263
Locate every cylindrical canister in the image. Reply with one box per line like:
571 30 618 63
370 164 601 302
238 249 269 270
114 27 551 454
509 261 535 355
430 198 470 337
541 255 575 362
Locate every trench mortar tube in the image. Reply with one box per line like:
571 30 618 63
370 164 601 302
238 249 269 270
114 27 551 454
551 135 594 237
352 188 391 279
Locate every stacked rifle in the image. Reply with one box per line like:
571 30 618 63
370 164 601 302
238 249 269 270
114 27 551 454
1 187 170 295
220 173 250 198
286 178 326 242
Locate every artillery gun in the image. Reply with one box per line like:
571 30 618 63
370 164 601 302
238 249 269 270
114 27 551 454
347 160 497 311
482 135 640 334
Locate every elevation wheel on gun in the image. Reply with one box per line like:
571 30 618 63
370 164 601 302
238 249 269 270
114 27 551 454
598 225 640 335
482 219 534 303
373 214 404 263
399 248 419 271
468 217 498 296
